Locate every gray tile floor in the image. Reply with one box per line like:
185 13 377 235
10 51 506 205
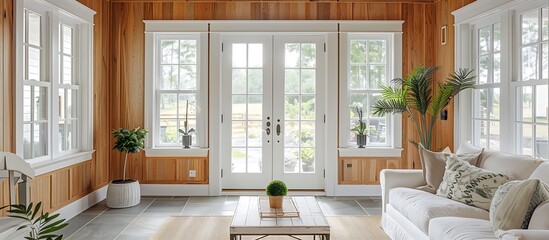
61 196 382 240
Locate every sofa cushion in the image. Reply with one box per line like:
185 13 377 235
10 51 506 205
417 144 482 193
437 156 509 210
428 217 497 240
490 179 549 231
529 200 549 230
530 162 549 185
389 187 489 234
479 150 543 180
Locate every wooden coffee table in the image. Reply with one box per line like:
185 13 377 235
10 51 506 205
230 196 330 240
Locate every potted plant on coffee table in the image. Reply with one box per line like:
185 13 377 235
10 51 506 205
107 127 148 208
266 180 288 209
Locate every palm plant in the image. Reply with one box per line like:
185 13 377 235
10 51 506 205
0 202 68 240
372 66 475 150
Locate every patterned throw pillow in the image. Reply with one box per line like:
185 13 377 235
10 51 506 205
490 179 549 231
437 156 508 210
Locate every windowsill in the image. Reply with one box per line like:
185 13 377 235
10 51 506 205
338 147 403 158
30 150 95 176
144 148 209 157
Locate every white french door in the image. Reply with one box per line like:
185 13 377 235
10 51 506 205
221 34 325 190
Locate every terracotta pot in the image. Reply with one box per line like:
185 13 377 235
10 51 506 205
269 196 284 209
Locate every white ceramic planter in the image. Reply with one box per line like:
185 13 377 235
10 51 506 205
106 180 141 208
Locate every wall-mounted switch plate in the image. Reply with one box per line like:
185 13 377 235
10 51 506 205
189 170 196 177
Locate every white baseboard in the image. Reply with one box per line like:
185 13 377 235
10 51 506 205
334 185 381 196
54 186 107 221
140 184 209 196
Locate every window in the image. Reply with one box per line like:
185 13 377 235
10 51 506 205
146 33 208 149
472 22 502 150
455 0 548 159
16 0 94 166
514 7 548 158
340 33 401 149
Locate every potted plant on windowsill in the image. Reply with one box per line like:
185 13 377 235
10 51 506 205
349 102 367 148
178 100 196 148
107 127 148 208
266 180 288 209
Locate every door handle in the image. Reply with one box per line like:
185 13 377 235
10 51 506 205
266 128 271 135
276 124 281 136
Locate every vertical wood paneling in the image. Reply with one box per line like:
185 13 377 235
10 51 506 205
29 176 52 213
51 169 71 209
70 161 92 199
177 158 209 183
145 158 178 182
339 157 401 185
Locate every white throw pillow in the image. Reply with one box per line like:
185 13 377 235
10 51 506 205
529 200 549 230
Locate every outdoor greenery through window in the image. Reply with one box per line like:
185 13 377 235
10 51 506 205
156 36 200 146
348 36 390 147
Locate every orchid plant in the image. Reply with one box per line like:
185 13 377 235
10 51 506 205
178 100 197 136
349 102 367 136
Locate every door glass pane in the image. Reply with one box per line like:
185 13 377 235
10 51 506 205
300 148 315 173
301 122 315 147
535 125 548 159
231 43 264 174
285 44 300 68
284 148 299 173
285 96 299 120
522 46 539 81
522 10 539 45
300 44 316 68
301 69 315 94
301 96 315 120
284 121 299 147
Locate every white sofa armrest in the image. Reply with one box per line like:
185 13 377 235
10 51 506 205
380 169 425 213
498 230 549 240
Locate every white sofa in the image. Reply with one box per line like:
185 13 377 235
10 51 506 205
380 149 549 240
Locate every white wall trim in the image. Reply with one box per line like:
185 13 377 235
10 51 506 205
53 185 107 221
452 0 545 24
144 148 208 157
144 20 209 32
40 0 96 23
335 185 381 196
338 148 403 158
325 33 339 196
140 184 209 196
339 21 404 33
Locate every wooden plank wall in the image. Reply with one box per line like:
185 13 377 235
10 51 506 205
0 0 111 215
109 0 437 181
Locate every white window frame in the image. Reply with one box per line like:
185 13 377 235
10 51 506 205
454 0 548 157
144 22 209 154
338 25 403 157
15 0 95 175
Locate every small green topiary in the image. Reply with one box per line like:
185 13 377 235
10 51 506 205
266 180 288 196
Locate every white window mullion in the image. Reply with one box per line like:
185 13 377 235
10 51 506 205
50 11 60 158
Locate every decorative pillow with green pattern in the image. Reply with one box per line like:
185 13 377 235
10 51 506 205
437 156 509 210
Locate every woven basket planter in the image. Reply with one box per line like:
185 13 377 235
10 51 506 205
106 180 141 208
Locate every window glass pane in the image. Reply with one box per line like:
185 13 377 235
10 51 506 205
23 85 31 121
350 40 366 64
59 121 66 151
23 124 32 159
232 69 247 94
301 69 315 94
160 65 178 90
284 148 299 173
248 44 262 68
522 10 540 45
34 123 48 158
161 40 179 64
478 120 488 148
248 69 263 94
300 148 315 173
521 124 534 156
58 89 65 119
543 43 548 80
479 26 491 55
301 43 316 68
179 40 196 64
159 93 177 118
536 125 548 159
178 119 196 143
473 89 488 119
368 40 386 64
491 88 500 120
349 66 366 90
493 23 501 52
159 119 177 143
369 65 385 89
34 87 48 121
232 95 246 120
178 94 197 120
368 93 382 116
493 53 501 83
478 56 490 84
231 148 246 173
522 46 539 81
247 148 262 173
285 43 300 68
369 118 386 144
349 93 367 144
536 85 548 123
62 25 72 55
67 120 78 150
520 86 534 122
62 55 72 84
247 95 262 120
179 65 197 90
489 121 500 151
27 47 41 81
27 11 41 46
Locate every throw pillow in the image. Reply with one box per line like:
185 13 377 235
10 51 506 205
456 141 484 156
417 144 483 193
529 200 549 230
490 179 549 231
437 156 508 210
